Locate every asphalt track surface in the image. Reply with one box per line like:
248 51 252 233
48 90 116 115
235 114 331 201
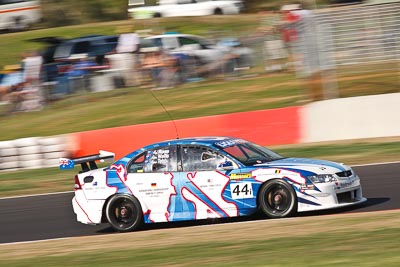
1 162 399 244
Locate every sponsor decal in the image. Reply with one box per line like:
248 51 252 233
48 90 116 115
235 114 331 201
151 182 157 188
300 184 315 192
338 179 357 189
217 160 233 169
275 169 281 174
214 139 245 148
230 173 252 180
146 149 170 165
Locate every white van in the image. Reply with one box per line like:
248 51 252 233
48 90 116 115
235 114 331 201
0 0 41 31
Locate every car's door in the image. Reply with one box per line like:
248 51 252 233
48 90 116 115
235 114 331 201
179 145 240 220
125 145 181 223
159 36 179 50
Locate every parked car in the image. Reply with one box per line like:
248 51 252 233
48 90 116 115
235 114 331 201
142 33 254 73
60 136 366 232
30 35 118 81
0 0 41 31
128 0 244 19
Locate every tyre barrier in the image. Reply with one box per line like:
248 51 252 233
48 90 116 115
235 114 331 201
0 136 69 171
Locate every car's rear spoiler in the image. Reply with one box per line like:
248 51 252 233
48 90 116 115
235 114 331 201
59 150 115 172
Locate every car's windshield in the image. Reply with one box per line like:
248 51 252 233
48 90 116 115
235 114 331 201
215 139 284 166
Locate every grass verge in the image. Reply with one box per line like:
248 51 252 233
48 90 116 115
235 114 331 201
1 210 399 266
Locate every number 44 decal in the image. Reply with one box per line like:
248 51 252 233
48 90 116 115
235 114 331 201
230 182 253 199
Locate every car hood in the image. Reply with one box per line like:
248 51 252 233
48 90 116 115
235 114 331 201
255 157 350 175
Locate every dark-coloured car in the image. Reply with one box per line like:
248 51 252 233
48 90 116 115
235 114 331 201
30 35 118 81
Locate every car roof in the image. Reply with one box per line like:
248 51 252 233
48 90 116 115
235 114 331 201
145 33 197 39
144 136 242 149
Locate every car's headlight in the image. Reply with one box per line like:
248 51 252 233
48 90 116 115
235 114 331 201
308 174 337 183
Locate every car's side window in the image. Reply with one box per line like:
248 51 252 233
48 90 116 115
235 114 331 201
162 37 179 50
181 146 228 171
145 146 178 173
73 41 91 54
127 152 146 173
128 146 178 173
179 37 198 46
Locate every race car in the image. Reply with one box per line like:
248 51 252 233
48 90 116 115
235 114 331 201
60 137 366 232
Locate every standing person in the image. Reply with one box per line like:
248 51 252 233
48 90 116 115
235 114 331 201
291 3 336 101
258 9 288 72
21 50 44 109
115 25 141 87
280 4 301 71
0 64 25 114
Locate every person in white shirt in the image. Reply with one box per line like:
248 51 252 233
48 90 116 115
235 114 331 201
114 25 141 87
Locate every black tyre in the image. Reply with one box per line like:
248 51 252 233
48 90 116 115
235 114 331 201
154 12 162 18
11 16 26 31
214 8 223 15
258 179 297 218
106 194 143 232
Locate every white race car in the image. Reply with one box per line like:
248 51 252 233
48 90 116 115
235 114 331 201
60 137 366 232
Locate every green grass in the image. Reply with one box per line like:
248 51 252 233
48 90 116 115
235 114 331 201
1 69 397 140
0 73 303 139
0 15 398 140
1 212 399 266
1 139 399 198
3 233 398 267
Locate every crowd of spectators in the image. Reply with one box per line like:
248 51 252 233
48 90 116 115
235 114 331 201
0 51 43 115
0 2 329 114
0 29 194 115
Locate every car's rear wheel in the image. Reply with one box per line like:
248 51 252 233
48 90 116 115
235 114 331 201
106 194 143 232
258 179 297 218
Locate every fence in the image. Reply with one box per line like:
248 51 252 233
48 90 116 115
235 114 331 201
315 2 400 67
247 2 400 99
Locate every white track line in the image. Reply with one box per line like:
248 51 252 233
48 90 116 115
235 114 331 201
0 191 73 200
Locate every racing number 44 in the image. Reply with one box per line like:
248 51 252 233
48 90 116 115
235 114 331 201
231 182 253 199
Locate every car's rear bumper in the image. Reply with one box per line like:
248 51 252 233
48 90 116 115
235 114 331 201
72 192 104 225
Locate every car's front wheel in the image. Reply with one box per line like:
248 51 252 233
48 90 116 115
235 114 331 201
258 179 297 218
105 194 143 232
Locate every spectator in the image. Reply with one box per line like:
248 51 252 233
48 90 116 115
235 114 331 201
21 50 44 109
64 53 97 92
157 51 179 89
141 47 164 88
0 64 26 114
280 4 301 71
290 2 336 101
115 25 141 87
22 50 43 85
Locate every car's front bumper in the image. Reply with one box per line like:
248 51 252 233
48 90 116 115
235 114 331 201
297 177 366 212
